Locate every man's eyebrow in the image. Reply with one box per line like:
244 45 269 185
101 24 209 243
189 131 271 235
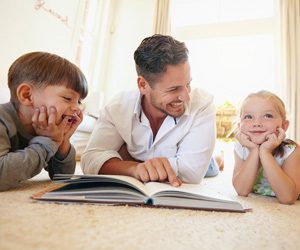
165 80 192 90
165 85 181 90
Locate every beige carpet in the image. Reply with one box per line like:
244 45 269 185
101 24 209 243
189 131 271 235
1 142 300 250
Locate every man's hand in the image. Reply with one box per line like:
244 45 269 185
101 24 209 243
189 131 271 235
133 157 182 187
235 128 258 150
260 127 285 153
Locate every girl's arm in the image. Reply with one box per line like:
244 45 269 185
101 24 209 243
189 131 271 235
260 146 300 204
232 148 260 196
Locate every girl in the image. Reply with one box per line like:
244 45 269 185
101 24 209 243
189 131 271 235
233 90 300 204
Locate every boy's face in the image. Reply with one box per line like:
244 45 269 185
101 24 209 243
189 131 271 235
32 85 82 125
239 96 285 145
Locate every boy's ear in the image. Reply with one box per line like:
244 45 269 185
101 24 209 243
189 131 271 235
282 120 289 131
16 83 34 106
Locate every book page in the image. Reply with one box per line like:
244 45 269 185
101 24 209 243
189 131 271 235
145 181 236 202
100 174 149 195
54 174 149 197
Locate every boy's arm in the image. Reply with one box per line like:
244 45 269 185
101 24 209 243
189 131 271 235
32 106 82 179
46 144 76 179
0 124 58 191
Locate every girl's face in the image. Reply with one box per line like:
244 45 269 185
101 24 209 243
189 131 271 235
239 96 287 145
32 85 82 125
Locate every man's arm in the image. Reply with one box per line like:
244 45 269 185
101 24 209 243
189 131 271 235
80 108 124 175
100 145 181 187
168 101 216 184
81 112 181 187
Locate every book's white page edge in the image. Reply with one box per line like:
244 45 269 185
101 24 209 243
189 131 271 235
145 181 237 203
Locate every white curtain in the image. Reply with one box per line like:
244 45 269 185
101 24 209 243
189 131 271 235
280 0 300 143
153 0 170 35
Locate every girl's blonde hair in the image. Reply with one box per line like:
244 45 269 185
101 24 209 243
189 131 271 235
240 90 286 120
240 90 297 157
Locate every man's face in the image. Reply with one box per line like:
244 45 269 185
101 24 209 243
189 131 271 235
142 62 191 118
32 85 82 125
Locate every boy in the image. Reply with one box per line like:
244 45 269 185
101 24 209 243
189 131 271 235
0 52 88 191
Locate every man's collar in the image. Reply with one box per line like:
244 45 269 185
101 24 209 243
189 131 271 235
133 93 143 122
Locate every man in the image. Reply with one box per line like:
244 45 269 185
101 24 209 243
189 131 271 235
81 34 218 186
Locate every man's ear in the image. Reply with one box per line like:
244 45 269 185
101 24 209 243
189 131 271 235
282 120 289 132
16 83 34 106
137 76 148 94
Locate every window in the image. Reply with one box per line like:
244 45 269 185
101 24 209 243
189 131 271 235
170 0 279 106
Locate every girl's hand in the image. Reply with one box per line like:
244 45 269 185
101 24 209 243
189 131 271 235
32 106 68 146
260 127 285 153
235 128 258 150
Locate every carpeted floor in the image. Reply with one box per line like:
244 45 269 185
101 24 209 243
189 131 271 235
1 142 300 250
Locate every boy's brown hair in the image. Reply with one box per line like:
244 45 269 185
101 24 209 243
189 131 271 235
8 51 88 107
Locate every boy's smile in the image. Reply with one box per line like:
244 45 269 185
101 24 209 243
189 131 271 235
32 85 81 125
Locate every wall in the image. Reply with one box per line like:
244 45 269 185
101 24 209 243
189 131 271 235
100 0 155 104
0 0 82 103
0 0 155 114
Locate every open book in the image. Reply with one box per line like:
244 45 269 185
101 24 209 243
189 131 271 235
32 174 246 212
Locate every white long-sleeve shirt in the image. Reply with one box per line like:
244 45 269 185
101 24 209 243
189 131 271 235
81 88 216 183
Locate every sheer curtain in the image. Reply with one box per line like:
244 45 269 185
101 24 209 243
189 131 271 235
153 0 170 34
280 0 300 143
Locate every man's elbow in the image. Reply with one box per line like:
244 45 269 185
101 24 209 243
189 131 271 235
80 154 97 174
181 173 204 184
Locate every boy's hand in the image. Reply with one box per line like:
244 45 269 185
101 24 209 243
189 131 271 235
260 127 285 153
32 106 68 146
57 110 83 157
133 157 182 187
235 128 258 150
62 110 83 140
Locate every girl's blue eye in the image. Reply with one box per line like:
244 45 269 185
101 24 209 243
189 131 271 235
243 115 252 119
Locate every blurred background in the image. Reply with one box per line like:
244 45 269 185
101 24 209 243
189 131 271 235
0 0 299 143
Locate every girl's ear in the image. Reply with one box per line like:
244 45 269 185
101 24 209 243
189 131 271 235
137 76 149 95
16 83 34 106
282 120 289 132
